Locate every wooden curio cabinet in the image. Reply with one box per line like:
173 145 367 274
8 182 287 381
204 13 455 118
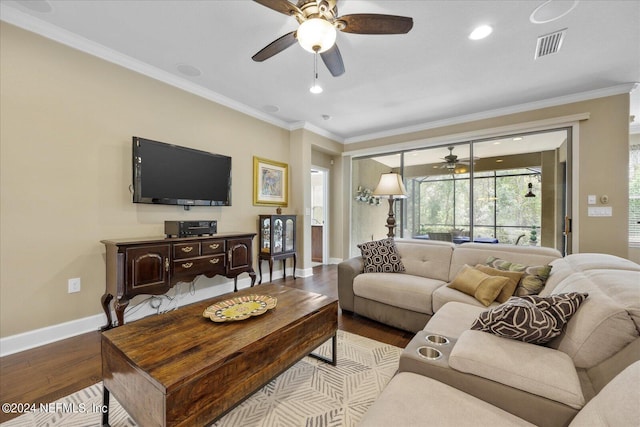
258 215 297 283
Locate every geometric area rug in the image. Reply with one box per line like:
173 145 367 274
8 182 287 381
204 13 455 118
1 331 402 427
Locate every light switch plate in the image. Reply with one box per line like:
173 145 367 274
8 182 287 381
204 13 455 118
587 195 596 205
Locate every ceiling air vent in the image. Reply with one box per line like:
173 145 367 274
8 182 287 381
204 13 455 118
535 28 567 59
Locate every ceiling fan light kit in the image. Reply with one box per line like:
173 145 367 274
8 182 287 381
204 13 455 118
252 0 413 78
297 18 337 53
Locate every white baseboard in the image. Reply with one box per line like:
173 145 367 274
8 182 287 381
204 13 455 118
0 276 255 357
328 257 343 265
0 313 105 357
295 267 314 278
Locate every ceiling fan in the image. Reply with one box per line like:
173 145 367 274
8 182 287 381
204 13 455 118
251 0 413 77
440 146 472 173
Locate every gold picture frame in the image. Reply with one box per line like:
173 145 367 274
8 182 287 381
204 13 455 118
253 156 288 207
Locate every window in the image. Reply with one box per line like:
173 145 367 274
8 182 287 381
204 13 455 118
630 144 640 245
350 129 570 256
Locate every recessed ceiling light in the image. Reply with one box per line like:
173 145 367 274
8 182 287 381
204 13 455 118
513 137 523 141
469 25 493 40
17 0 53 13
530 0 579 24
496 159 504 163
263 105 280 113
176 63 202 77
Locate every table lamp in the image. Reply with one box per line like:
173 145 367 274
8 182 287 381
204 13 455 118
373 172 408 238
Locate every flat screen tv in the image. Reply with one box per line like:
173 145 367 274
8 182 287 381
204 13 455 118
132 136 231 207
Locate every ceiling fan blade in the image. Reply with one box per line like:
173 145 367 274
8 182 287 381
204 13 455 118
252 31 297 62
338 14 413 34
320 44 345 77
253 0 301 16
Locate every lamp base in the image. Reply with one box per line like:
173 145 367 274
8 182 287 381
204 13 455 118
385 198 397 238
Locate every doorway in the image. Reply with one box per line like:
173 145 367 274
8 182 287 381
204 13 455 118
311 168 328 264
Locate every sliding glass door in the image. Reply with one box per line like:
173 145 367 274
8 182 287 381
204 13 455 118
350 128 571 256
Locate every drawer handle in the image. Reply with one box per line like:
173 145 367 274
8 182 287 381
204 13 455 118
209 243 220 250
181 262 194 269
181 246 194 253
209 258 220 264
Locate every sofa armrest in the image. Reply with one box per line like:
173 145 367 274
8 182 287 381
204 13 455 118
449 330 585 409
337 256 364 312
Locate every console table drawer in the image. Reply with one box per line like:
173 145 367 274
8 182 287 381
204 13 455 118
202 240 225 255
173 255 226 276
174 242 201 259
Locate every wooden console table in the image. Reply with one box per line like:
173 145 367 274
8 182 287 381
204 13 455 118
100 232 256 330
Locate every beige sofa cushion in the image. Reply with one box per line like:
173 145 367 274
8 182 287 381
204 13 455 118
543 254 640 296
395 239 454 282
353 272 445 315
432 285 497 312
450 330 585 409
424 301 486 339
569 361 640 426
359 372 535 427
548 270 640 368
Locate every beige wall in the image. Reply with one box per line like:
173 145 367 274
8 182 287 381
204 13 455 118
346 94 631 258
0 23 343 337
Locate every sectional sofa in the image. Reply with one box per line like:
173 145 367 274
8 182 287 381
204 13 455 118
338 239 563 332
338 238 640 426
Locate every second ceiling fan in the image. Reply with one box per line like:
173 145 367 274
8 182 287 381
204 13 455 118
252 0 413 77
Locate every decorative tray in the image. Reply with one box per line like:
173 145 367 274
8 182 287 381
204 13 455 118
203 294 277 322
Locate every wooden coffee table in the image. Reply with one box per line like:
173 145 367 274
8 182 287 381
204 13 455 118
101 284 338 427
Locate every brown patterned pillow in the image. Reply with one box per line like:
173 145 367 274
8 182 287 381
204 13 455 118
357 238 405 273
485 256 552 296
470 293 588 345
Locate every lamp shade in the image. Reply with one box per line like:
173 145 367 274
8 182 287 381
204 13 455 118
373 173 408 198
297 18 337 53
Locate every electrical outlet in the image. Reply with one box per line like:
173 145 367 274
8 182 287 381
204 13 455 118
68 278 81 293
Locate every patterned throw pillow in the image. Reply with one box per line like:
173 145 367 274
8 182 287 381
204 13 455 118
357 238 405 273
485 256 553 296
470 292 588 345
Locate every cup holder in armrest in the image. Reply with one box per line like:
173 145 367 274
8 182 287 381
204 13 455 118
425 334 450 345
416 346 442 360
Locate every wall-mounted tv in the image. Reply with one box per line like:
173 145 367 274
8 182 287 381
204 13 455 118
132 136 231 207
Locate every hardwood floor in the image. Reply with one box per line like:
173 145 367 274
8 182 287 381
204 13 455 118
0 264 413 423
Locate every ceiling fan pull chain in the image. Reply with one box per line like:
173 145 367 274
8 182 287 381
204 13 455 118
310 52 323 94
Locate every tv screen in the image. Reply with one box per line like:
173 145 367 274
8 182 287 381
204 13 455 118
132 137 231 207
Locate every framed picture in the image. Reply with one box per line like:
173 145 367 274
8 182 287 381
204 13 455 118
253 156 288 207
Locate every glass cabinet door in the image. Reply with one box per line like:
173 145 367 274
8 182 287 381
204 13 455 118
285 218 294 252
273 218 283 253
261 217 271 253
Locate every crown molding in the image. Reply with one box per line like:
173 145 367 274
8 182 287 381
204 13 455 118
0 4 292 131
343 83 638 144
2 5 636 146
